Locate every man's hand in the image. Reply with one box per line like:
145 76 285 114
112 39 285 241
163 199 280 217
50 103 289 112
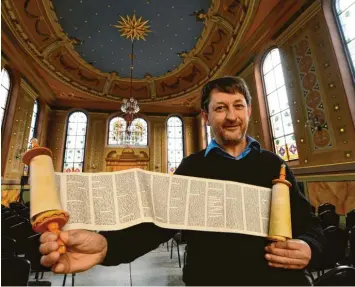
40 229 107 274
264 239 311 269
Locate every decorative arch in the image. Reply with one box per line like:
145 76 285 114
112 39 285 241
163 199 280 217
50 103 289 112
63 111 88 172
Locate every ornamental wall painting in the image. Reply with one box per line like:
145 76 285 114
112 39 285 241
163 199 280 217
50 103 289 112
293 36 333 150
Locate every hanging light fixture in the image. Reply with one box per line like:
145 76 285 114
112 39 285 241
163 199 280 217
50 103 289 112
112 12 151 134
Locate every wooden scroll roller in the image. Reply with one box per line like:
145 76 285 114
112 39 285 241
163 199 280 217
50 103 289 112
267 164 292 242
22 138 69 254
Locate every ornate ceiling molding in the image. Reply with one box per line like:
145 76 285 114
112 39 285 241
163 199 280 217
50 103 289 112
20 78 38 100
2 0 259 106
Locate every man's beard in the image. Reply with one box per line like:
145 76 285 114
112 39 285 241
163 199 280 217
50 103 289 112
219 122 248 145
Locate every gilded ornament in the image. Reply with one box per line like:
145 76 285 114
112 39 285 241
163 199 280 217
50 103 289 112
344 152 352 158
112 13 151 41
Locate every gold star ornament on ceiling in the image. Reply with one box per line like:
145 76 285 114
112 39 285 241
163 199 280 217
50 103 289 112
112 13 151 41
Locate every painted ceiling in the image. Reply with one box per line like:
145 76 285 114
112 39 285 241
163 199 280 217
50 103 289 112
52 0 211 78
3 0 294 113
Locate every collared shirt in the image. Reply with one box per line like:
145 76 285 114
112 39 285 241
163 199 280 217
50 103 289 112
204 136 261 160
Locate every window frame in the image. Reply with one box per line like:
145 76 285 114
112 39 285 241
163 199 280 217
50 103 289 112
205 124 212 146
261 47 298 162
27 99 39 148
333 0 355 80
62 110 89 172
107 116 149 147
0 67 12 132
166 115 185 173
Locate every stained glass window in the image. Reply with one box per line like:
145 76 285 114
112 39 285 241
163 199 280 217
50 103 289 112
206 125 212 145
262 48 298 161
23 100 39 175
63 111 88 172
108 117 148 146
335 0 355 73
0 68 11 128
167 116 184 174
27 100 39 149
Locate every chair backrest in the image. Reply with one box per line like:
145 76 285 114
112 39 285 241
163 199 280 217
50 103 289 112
322 226 347 269
2 205 10 212
319 210 340 229
350 226 355 266
17 207 30 220
2 215 28 232
23 233 51 272
1 236 17 256
8 220 37 240
1 256 31 286
1 209 16 220
314 266 355 286
346 209 355 230
318 203 336 214
9 202 26 212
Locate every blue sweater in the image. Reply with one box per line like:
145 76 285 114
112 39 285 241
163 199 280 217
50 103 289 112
101 147 325 285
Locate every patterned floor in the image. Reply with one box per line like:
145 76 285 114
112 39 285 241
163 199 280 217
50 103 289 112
30 242 186 286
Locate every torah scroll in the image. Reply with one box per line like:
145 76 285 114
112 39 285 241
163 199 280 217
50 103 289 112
48 167 292 240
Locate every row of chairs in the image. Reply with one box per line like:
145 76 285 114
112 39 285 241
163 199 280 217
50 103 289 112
309 204 355 276
168 206 355 284
2 202 75 286
311 265 355 285
315 203 355 230
167 228 355 285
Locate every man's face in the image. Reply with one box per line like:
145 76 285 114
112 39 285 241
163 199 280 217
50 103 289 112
202 89 251 145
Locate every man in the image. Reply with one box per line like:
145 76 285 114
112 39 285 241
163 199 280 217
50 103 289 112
40 76 325 285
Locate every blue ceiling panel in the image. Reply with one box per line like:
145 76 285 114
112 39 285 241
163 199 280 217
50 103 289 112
52 0 211 78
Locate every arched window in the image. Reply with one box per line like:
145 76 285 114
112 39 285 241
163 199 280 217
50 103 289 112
262 48 298 161
335 0 355 73
108 117 148 146
24 100 40 175
206 125 212 145
63 111 88 172
27 100 39 148
0 68 11 128
167 116 184 173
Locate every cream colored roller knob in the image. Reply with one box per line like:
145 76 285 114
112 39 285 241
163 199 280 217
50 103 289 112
267 164 292 241
22 139 69 254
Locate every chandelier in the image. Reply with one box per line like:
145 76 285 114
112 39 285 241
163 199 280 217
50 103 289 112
121 98 140 114
112 12 151 134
